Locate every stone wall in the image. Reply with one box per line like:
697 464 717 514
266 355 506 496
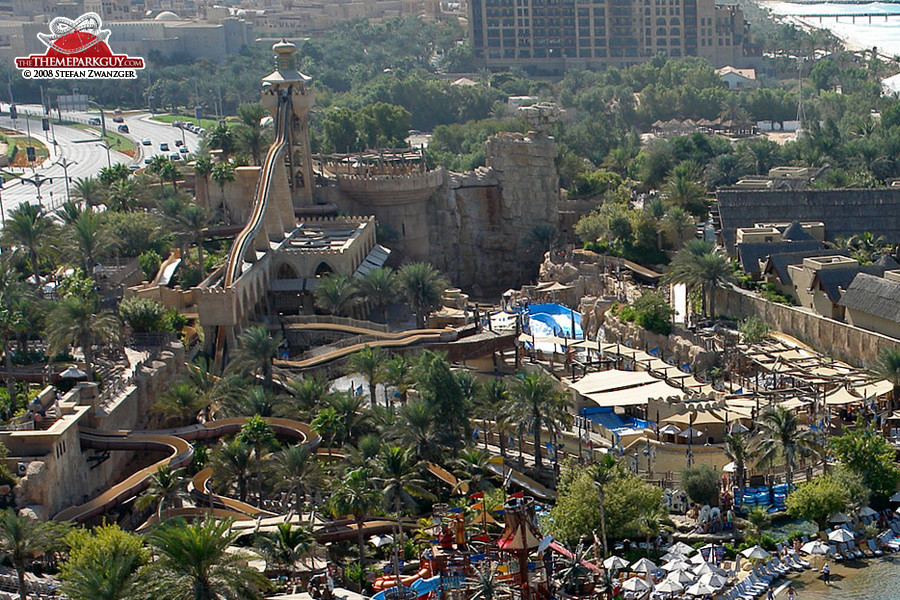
715 285 900 367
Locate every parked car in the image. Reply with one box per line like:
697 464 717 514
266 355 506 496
172 120 182 127
141 138 151 145
117 124 129 133
160 143 169 151
128 164 139 171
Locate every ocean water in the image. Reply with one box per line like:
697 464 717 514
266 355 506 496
795 557 900 600
761 1 900 56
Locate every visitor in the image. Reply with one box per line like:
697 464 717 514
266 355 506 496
787 586 796 600
767 588 774 600
822 563 830 583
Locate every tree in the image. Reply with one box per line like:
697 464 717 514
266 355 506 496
413 351 472 457
236 103 269 166
830 423 900 503
347 346 386 407
506 371 571 471
311 407 345 457
330 468 379 567
229 325 282 389
211 439 253 503
272 444 321 514
326 392 372 443
785 471 863 531
285 375 331 412
148 156 179 190
1 203 55 282
660 207 695 250
724 433 752 499
662 166 708 218
451 448 496 494
322 106 359 152
745 506 771 542
60 524 148 600
254 522 315 574
376 445 433 546
397 262 447 328
210 162 235 209
45 295 120 376
0 509 69 600
383 354 413 404
476 378 509 455
313 273 359 317
0 260 25 411
153 381 207 425
680 464 720 506
591 454 622 557
72 176 106 207
138 518 269 600
170 203 211 278
754 405 820 485
618 291 674 335
135 464 189 520
239 415 279 504
119 297 171 333
356 267 396 323
663 239 733 319
206 123 235 158
396 398 440 461
738 315 770 344
873 347 900 410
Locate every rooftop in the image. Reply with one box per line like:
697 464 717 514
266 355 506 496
839 272 900 322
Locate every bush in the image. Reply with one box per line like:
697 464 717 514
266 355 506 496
738 315 770 344
625 291 674 335
139 250 162 281
681 464 719 506
119 297 171 333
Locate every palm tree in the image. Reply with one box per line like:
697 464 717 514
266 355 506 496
660 207 695 250
228 325 282 389
148 156 179 190
170 203 211 278
506 371 571 471
71 176 106 207
311 407 345 457
644 196 667 249
254 522 315 574
0 509 68 600
636 504 668 557
874 347 900 410
356 267 396 322
218 385 281 419
106 179 138 212
55 199 84 226
396 398 440 461
140 517 269 600
451 448 496 494
754 405 820 485
383 354 413 404
285 375 331 412
45 296 120 376
0 260 25 411
375 446 434 548
184 356 241 422
135 464 189 520
272 444 321 514
236 103 269 166
211 439 253 503
238 415 279 505
397 262 447 329
153 381 207 425
724 432 752 504
662 168 707 218
663 239 733 319
347 346 386 407
1 203 55 282
210 162 235 211
326 392 372 443
313 273 359 317
330 468 379 568
591 454 622 558
206 123 235 159
467 565 511 600
59 540 145 600
476 378 509 453
66 210 114 276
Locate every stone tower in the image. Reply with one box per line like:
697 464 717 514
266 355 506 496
260 39 315 208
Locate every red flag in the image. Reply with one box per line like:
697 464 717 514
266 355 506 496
510 491 525 499
470 491 484 499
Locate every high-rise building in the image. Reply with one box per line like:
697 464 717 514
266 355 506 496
469 0 747 73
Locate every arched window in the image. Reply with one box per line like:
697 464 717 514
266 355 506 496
315 262 334 277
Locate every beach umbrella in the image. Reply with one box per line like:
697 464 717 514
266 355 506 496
729 422 750 434
686 582 716 596
666 569 695 584
602 555 629 571
890 490 900 502
59 365 88 380
678 426 705 438
693 563 724 577
655 579 684 594
723 461 737 473
668 541 695 555
662 558 692 572
828 529 855 543
829 512 852 523
698 573 727 589
690 552 710 565
621 577 651 592
858 506 878 518
631 557 657 572
369 534 394 547
741 545 770 560
801 540 830 555
659 423 682 436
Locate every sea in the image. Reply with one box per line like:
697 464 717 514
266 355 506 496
760 1 900 56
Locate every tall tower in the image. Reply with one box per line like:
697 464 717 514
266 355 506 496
260 39 315 208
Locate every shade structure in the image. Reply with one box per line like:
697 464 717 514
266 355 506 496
621 577 651 592
698 573 727 589
631 557 657 572
729 422 750 434
741 545 771 560
829 512 852 523
690 553 710 565
659 424 682 436
890 490 900 503
693 563 724 577
666 569 695 584
665 410 724 426
858 506 878 518
723 461 737 473
602 555 630 570
369 534 394 547
678 426 705 438
686 582 717 596
800 540 830 555
668 541 695 555
828 529 855 543
59 365 88 379
655 580 684 594
662 558 692 572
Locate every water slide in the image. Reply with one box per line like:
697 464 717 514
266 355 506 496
275 329 446 369
151 251 181 287
427 460 556 501
53 417 319 522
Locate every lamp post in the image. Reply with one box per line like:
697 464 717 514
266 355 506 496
54 157 77 203
18 172 52 208
86 100 106 136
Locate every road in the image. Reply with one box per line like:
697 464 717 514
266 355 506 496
0 103 202 219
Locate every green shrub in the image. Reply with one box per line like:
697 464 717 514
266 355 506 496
681 464 719 506
119 297 170 333
625 291 674 335
738 315 771 344
139 250 162 281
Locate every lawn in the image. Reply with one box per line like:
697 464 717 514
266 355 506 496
69 123 137 156
149 113 222 130
8 136 49 167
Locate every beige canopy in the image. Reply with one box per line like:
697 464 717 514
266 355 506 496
583 379 683 408
568 370 657 396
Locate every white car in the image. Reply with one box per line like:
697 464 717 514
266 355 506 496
141 138 151 145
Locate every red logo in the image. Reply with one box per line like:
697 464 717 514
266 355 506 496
15 12 144 79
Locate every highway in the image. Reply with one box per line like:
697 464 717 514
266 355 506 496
0 103 202 219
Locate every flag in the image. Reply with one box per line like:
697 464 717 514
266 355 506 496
735 387 743 394
471 502 483 510
470 491 484 499
448 507 463 513
649 347 658 357
510 491 525 499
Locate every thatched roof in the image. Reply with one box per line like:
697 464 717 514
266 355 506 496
811 262 890 303
780 221 815 242
737 240 822 274
838 273 900 322
762 248 848 286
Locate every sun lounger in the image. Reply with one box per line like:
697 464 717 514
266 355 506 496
868 539 885 556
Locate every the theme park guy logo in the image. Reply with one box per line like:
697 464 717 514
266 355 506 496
15 12 144 79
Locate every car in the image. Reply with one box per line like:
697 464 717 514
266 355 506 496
172 120 182 127
198 128 206 136
112 116 124 123
144 157 152 164
184 122 194 129
141 138 151 145
128 164 139 171
169 153 181 161
179 147 189 154
174 139 183 147
160 143 169 151
117 124 129 133
88 117 101 126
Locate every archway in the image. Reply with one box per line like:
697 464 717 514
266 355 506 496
314 262 334 278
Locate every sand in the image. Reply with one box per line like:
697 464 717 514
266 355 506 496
767 555 897 599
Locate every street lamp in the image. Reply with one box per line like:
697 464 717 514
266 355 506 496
74 138 111 168
54 157 77 203
86 100 107 136
18 172 53 208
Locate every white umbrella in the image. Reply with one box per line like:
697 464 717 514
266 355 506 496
662 558 692 572
668 541 695 555
666 569 695 584
690 552 710 565
828 529 855 543
723 461 737 473
729 422 750 434
621 577 651 592
741 545 771 560
858 506 878 518
602 555 629 570
59 365 88 379
678 426 705 438
698 573 727 589
829 512 852 523
368 534 394 547
693 562 724 577
801 540 830 555
686 582 716 596
631 557 657 572
890 490 900 502
659 423 682 436
655 580 684 594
